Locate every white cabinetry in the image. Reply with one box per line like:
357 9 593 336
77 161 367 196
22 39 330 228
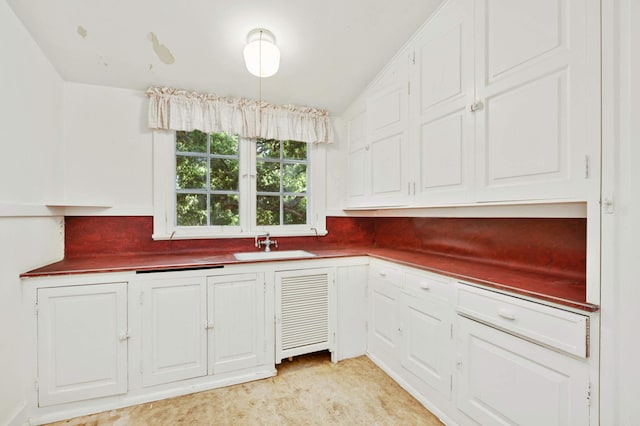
368 262 402 370
345 0 599 208
456 283 591 425
473 0 596 202
399 271 453 398
139 276 207 387
336 264 368 361
207 273 265 374
409 0 475 204
138 272 267 385
275 267 336 363
36 282 128 407
367 261 455 408
346 52 410 208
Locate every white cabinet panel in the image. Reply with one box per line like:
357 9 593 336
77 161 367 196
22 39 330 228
336 265 368 361
457 316 590 426
411 0 475 204
275 268 336 363
475 0 594 201
486 0 563 81
141 277 207 387
207 273 265 375
420 112 466 189
37 283 127 407
371 134 405 197
347 110 369 202
368 264 401 369
345 51 409 208
485 72 565 181
400 272 453 397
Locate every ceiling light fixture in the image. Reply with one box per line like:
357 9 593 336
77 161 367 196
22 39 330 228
243 28 280 78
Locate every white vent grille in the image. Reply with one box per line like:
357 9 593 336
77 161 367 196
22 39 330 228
280 273 329 351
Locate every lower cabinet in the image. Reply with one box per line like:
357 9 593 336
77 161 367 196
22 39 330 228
366 260 596 426
138 272 266 386
139 276 208 387
36 282 128 407
399 271 453 399
207 273 265 374
456 316 590 426
368 261 454 404
275 267 336 363
368 262 401 370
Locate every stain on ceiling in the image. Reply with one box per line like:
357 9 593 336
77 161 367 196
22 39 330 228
8 0 443 114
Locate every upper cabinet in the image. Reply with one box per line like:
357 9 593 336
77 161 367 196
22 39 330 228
473 0 595 202
345 0 599 209
346 52 410 208
410 0 475 205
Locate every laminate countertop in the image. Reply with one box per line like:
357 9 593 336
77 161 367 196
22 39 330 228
21 247 596 312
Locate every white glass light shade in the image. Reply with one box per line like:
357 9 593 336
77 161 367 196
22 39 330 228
243 28 280 78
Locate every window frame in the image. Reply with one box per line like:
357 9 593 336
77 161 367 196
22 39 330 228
152 130 327 240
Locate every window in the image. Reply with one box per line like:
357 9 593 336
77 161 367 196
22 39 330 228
152 130 327 239
256 139 308 226
175 131 240 227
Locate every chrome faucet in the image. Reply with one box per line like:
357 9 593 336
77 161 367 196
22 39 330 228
256 233 278 252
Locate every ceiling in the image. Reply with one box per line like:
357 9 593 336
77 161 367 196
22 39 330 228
8 0 444 115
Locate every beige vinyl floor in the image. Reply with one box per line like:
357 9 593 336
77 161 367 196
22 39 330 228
47 352 444 426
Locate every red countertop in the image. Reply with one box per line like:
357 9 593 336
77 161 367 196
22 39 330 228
21 247 596 312
21 216 595 312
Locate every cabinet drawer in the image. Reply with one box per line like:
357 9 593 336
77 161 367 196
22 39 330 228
404 270 451 302
370 262 403 286
456 284 589 358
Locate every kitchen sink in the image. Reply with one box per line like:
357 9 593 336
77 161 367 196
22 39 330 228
233 250 316 261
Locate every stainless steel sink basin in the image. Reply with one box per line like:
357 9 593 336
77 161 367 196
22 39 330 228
233 250 316 261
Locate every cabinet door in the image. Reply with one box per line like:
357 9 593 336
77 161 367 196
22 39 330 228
474 0 597 201
141 277 207 387
275 268 335 363
367 265 401 369
457 316 590 426
399 275 452 398
37 283 127 407
366 53 410 206
336 264 368 361
207 273 265 375
410 0 475 204
346 110 371 206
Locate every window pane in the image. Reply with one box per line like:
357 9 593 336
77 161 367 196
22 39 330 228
210 158 239 191
283 163 307 193
210 132 238 155
176 193 207 226
176 156 207 189
256 161 281 192
257 139 281 159
176 130 207 153
284 196 307 225
283 140 307 160
257 195 280 226
210 194 239 226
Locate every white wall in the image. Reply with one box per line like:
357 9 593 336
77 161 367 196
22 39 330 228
62 81 346 217
63 82 153 215
600 0 640 424
0 2 65 425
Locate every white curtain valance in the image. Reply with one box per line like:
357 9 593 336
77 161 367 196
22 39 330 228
146 86 333 144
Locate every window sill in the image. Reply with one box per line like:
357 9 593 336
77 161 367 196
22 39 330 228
152 228 328 241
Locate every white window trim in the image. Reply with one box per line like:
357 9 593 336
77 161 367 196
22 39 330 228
152 130 327 240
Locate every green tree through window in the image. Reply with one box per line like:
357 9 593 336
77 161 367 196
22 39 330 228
176 130 240 226
256 139 308 226
175 131 309 229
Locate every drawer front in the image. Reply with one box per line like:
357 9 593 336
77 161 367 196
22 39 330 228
456 284 589 358
404 270 451 303
370 261 403 286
